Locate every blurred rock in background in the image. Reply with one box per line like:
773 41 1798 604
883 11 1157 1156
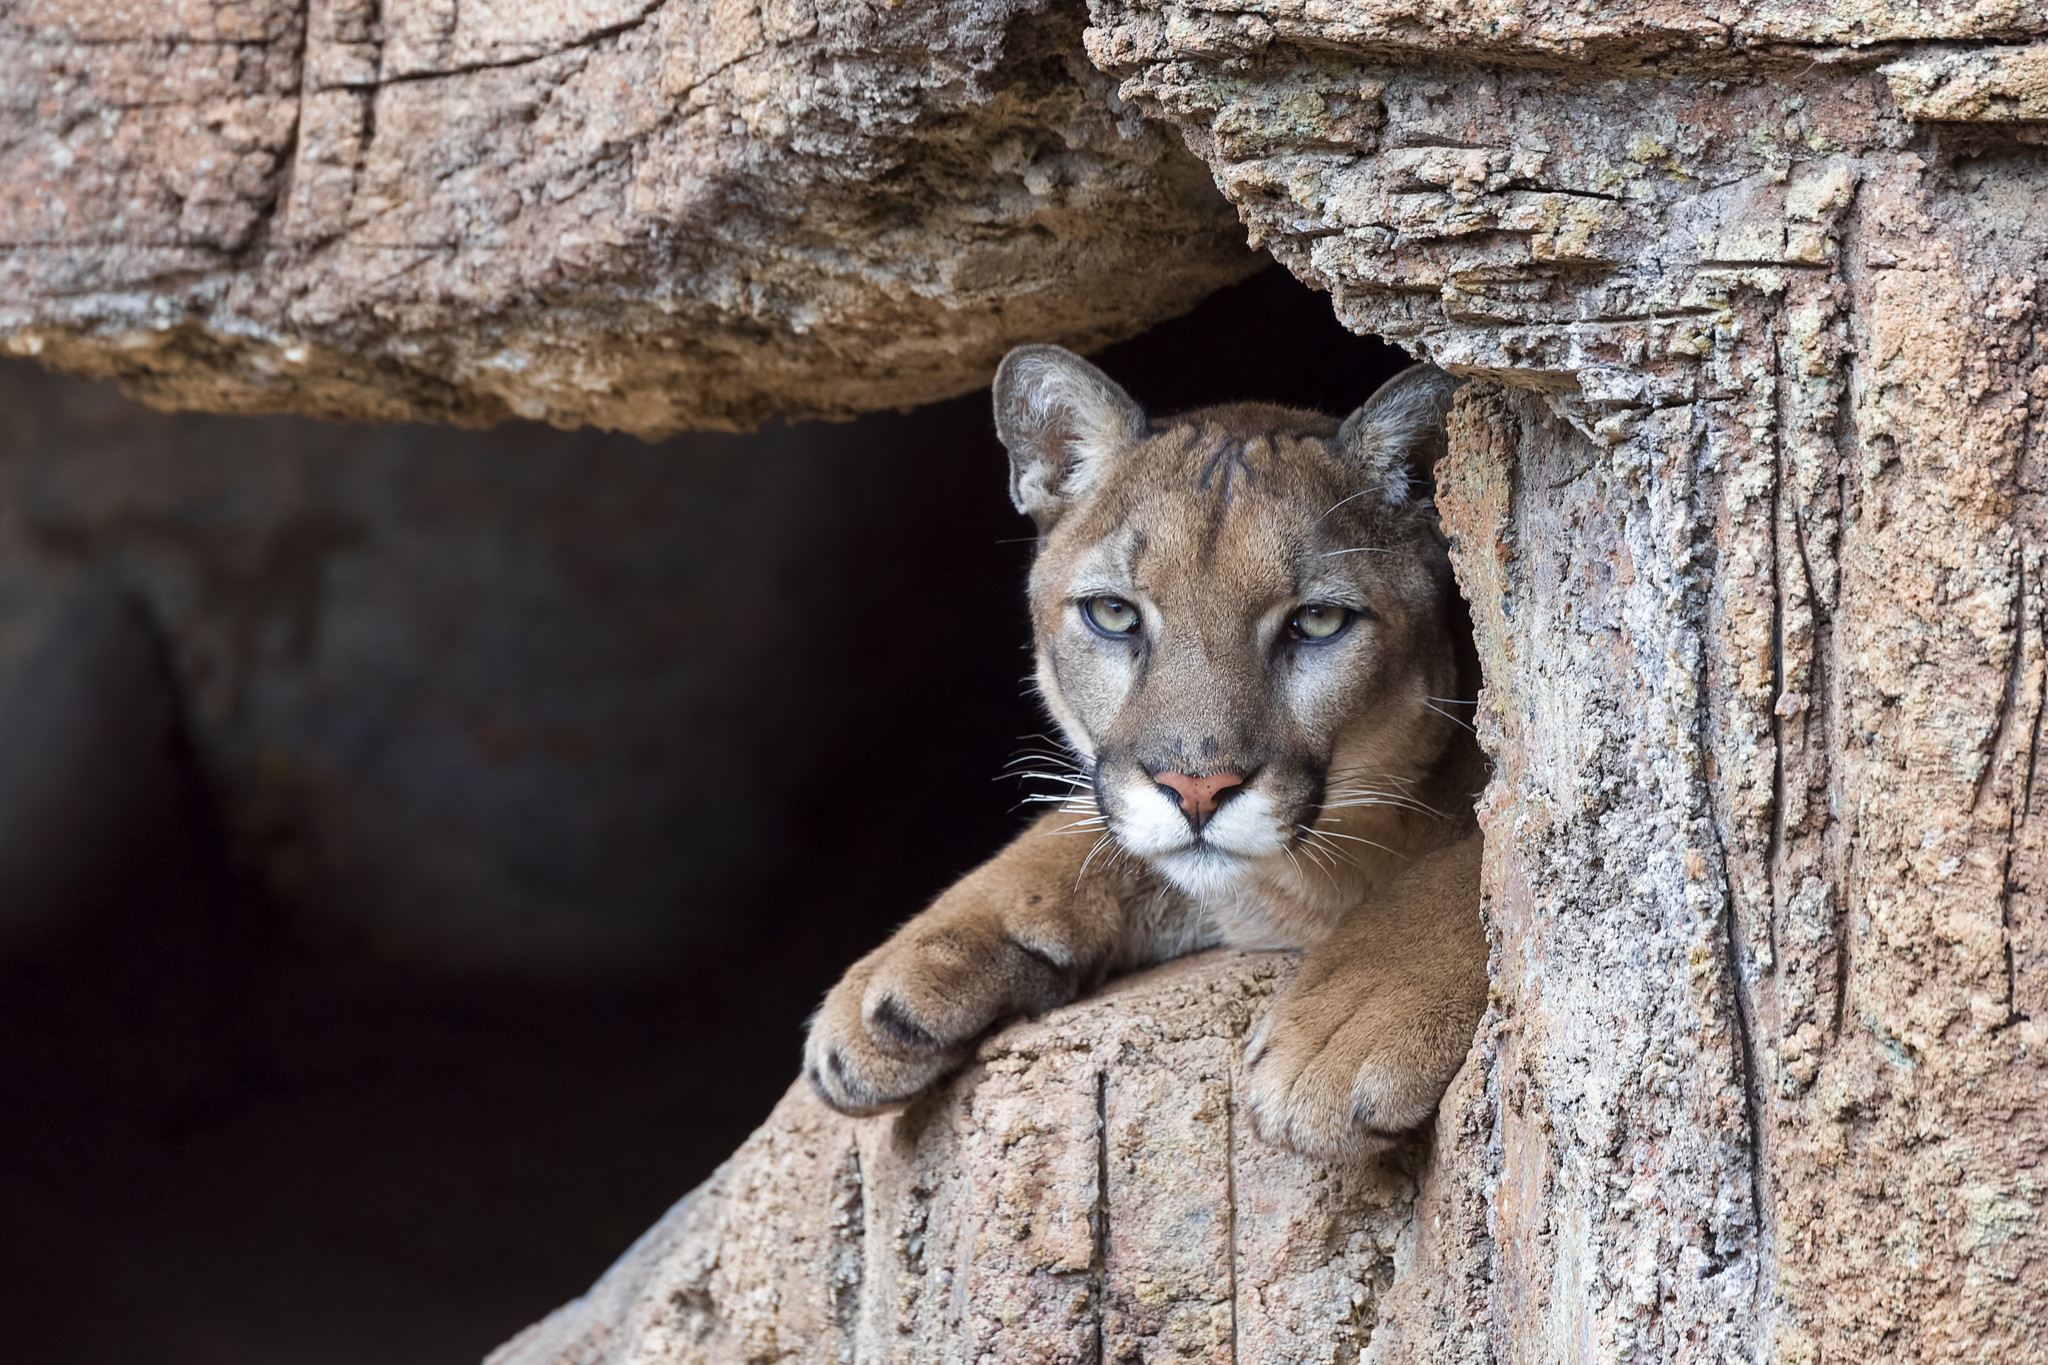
0 354 1017 975
0 267 1406 1365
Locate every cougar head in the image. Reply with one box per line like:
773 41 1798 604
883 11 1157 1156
993 344 1469 906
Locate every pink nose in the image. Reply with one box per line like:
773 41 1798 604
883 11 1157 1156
1152 770 1245 831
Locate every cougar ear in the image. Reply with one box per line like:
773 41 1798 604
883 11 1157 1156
993 345 1147 531
1335 363 1461 508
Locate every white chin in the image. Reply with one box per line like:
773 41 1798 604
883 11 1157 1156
1151 844 1250 900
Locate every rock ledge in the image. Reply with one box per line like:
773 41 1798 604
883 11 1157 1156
489 951 1425 1365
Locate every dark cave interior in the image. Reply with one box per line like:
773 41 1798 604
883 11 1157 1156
0 267 1409 1364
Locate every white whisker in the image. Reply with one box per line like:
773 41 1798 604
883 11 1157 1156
1321 793 1441 817
1320 778 1442 815
1076 832 1118 887
1285 839 1339 888
1007 772 1095 788
1323 765 1425 789
1298 826 1359 869
1311 827 1408 858
1313 483 1391 524
1422 699 1476 733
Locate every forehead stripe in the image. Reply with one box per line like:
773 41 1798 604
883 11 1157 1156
1195 437 1259 505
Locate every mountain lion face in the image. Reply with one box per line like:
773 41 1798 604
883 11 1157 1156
996 347 1469 908
801 349 1487 1147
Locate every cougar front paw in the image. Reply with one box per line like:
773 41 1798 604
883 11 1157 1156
803 970 968 1116
803 925 1070 1115
1242 966 1477 1161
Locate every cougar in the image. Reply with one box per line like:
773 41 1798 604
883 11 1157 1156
803 345 1488 1159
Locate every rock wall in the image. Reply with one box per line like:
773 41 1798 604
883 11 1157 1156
9 0 2046 1359
0 0 1257 433
1080 4 2048 1359
487 953 1421 1365
495 7 2046 1361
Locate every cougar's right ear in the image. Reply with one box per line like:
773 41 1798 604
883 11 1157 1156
993 345 1147 531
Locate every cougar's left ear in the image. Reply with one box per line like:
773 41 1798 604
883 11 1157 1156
993 345 1147 531
1335 363 1461 508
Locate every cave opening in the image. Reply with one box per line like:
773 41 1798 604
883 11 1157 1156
0 264 1431 1364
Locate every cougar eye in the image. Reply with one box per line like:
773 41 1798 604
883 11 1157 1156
1288 603 1354 642
1083 597 1141 638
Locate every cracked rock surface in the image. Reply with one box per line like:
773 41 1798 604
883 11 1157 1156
486 952 1419 1365
1081 3 2048 1361
499 5 2043 1363
14 0 2048 1359
0 0 1257 433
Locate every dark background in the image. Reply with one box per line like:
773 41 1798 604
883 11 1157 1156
0 267 1407 1365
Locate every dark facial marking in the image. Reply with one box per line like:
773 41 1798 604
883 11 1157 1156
1195 436 1259 506
1296 760 1331 832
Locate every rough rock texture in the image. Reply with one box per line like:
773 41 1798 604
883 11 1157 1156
487 952 1420 1365
494 7 2046 1365
16 0 2048 1358
0 0 1257 434
1079 4 2048 1361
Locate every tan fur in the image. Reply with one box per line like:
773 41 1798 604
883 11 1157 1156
804 348 1488 1160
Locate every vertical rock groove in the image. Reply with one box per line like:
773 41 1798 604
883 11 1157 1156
489 955 1421 1365
1222 1080 1240 1365
1091 1067 1109 1365
828 1143 867 1363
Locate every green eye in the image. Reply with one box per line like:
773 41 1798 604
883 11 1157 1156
1288 604 1354 642
1084 597 1141 637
